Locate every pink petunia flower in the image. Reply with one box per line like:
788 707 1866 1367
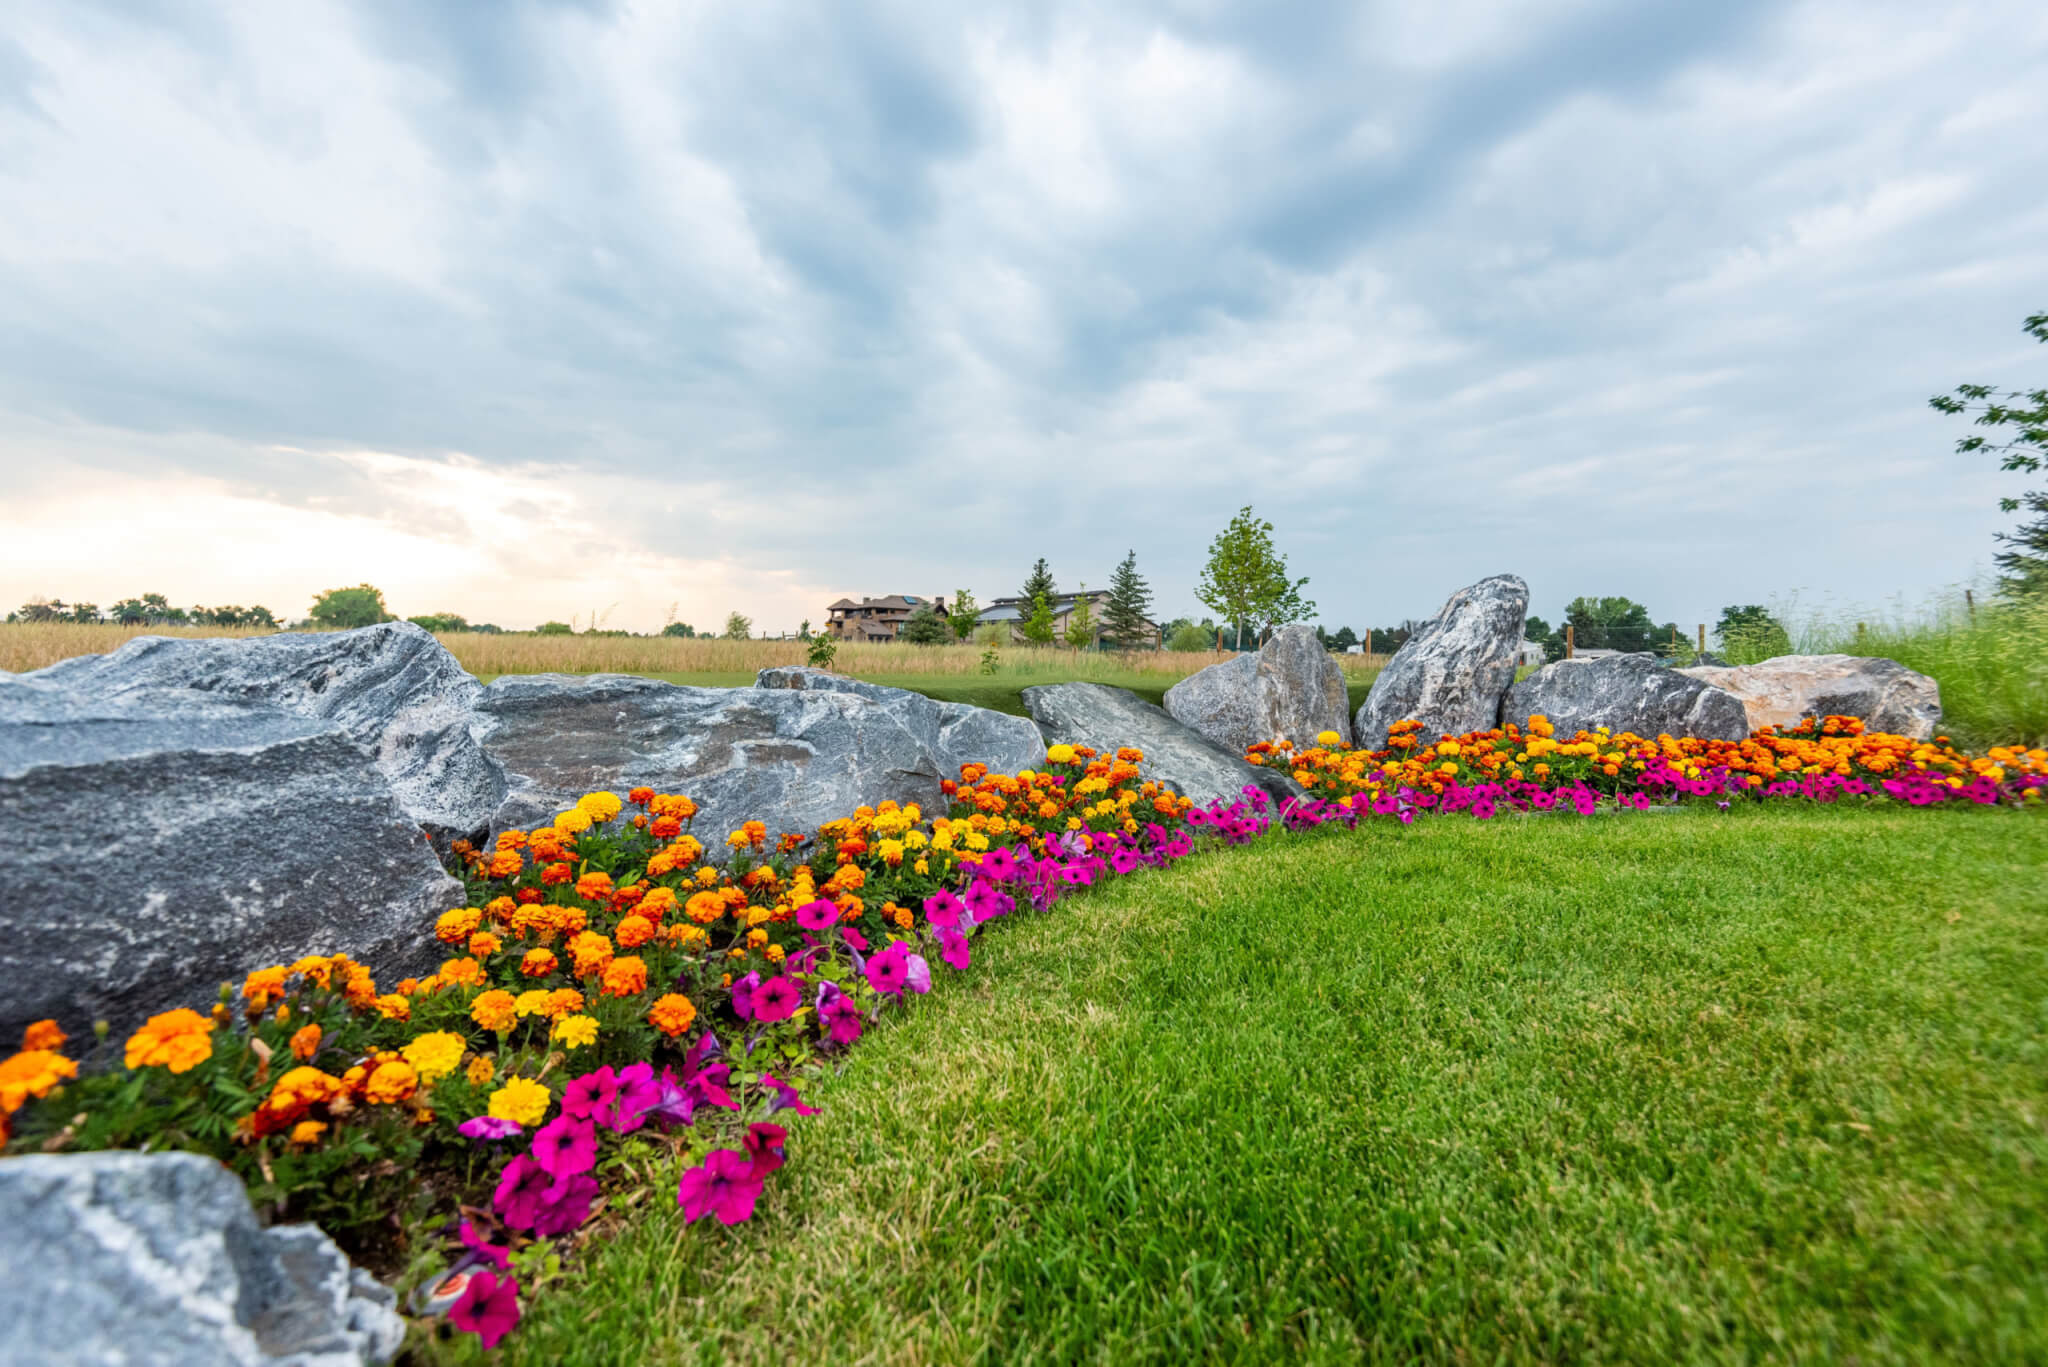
752 975 802 1023
795 899 839 932
448 1271 521 1350
676 1149 763 1226
531 1115 598 1178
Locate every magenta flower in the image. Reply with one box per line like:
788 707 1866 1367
599 1061 661 1133
963 879 1011 922
905 952 932 994
796 898 839 931
978 847 1019 882
1109 848 1141 875
922 890 966 928
730 970 763 1020
681 1032 736 1111
493 1155 554 1231
743 1121 788 1179
642 1065 695 1131
840 927 869 952
458 1115 523 1143
817 980 864 1045
458 1220 510 1271
936 926 971 971
531 1115 598 1177
448 1270 520 1350
676 1148 763 1226
752 975 802 1023
560 1066 619 1122
532 1172 600 1237
761 1072 820 1116
865 941 910 995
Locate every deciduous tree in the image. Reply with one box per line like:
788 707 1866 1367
1932 309 2048 595
1194 506 1315 649
310 584 393 629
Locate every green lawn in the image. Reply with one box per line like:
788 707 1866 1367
432 806 2048 1365
477 671 1375 719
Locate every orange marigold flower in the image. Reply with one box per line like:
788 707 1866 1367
241 965 290 1015
629 786 656 804
487 850 525 879
289 1024 322 1061
520 948 559 978
288 1119 327 1146
0 1049 77 1113
495 828 529 851
601 955 648 998
438 957 487 989
544 988 585 1019
651 815 682 840
471 989 518 1033
540 862 575 886
436 908 483 944
647 993 698 1037
484 895 518 924
567 931 614 978
616 915 655 949
651 793 698 821
20 1020 65 1053
466 1054 495 1086
575 871 615 903
686 890 727 925
364 1058 419 1105
290 955 338 988
468 930 503 958
124 1008 216 1074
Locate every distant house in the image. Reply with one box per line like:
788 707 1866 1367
977 590 1157 648
824 594 948 642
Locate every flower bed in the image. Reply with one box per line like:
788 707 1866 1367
2 723 2042 1352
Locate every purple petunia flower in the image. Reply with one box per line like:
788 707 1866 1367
532 1172 600 1237
682 1033 737 1111
761 1072 820 1117
817 980 864 1044
922 890 966 928
531 1114 598 1178
1109 848 1141 874
752 975 802 1023
743 1121 789 1180
963 879 1012 922
729 971 763 1021
493 1155 555 1232
865 941 911 995
458 1115 523 1143
904 952 931 994
677 1148 764 1226
936 925 971 972
598 1061 660 1134
796 898 839 932
642 1065 695 1131
448 1270 521 1350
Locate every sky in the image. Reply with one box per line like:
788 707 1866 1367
2 0 2046 636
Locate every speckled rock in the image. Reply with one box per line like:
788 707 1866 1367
0 675 458 1048
1163 625 1352 752
1501 653 1750 741
1354 574 1529 746
29 623 504 837
0 1151 405 1367
753 667 1045 778
473 674 956 847
1680 654 1941 740
1019 682 1301 805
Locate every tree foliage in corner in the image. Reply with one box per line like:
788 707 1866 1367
900 603 950 645
722 611 752 640
1019 592 1058 646
1019 558 1056 608
310 584 393 630
1194 507 1314 649
1102 551 1155 649
1063 585 1096 650
949 589 980 641
1931 310 2048 596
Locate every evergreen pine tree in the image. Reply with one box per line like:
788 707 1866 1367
1018 558 1056 608
1102 550 1155 649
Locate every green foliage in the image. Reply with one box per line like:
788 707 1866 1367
1101 551 1154 649
806 635 838 669
1194 506 1315 648
535 621 574 636
309 584 393 630
1714 604 1791 662
1019 559 1056 609
1559 596 1683 656
1168 622 1215 653
979 645 1000 676
722 611 752 641
1329 625 1358 652
949 589 981 641
1930 309 2048 594
899 603 950 646
1062 586 1096 650
1019 593 1058 647
407 612 469 634
661 621 698 639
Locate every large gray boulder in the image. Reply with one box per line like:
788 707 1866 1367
1019 682 1301 805
0 676 459 1048
1679 654 1941 740
0 1151 405 1366
753 667 1045 778
1354 574 1529 747
473 674 957 844
1501 653 1750 741
28 624 505 837
1163 625 1353 753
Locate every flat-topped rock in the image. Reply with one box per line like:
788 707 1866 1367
1164 625 1352 752
0 1151 404 1366
1355 574 1529 747
1680 654 1941 739
1501 653 1750 741
1020 682 1301 805
753 667 1045 777
29 623 505 837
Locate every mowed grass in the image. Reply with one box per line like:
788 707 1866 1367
448 805 2048 1366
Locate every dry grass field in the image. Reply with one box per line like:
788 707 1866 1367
0 622 1390 684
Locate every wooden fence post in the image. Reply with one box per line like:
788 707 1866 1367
1965 589 1977 623
1697 623 1706 654
1565 624 1575 659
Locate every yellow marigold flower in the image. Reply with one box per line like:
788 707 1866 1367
124 1008 216 1074
289 1024 322 1061
466 1054 495 1086
438 957 486 989
269 1065 342 1111
553 807 594 835
290 956 339 988
487 1076 552 1127
21 1020 66 1053
577 790 624 822
400 1031 466 1084
436 908 483 944
0 1049 77 1112
288 1120 327 1146
513 989 553 1018
764 943 786 963
601 955 648 998
551 1014 599 1049
471 989 518 1033
374 993 412 1022
647 993 697 1038
364 1058 419 1105
1046 744 1076 764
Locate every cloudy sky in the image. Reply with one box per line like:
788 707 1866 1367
3 0 2045 635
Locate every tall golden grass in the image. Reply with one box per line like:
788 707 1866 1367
1 623 1391 682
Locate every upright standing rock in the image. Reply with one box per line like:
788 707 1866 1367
28 623 506 837
1501 653 1750 741
0 1151 405 1366
1680 654 1942 740
1163 625 1352 752
1354 574 1529 747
